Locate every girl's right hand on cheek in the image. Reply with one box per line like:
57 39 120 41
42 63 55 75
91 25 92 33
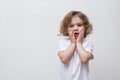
69 30 76 44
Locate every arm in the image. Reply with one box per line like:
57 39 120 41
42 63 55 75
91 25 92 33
58 29 76 64
76 27 93 64
76 42 93 64
58 43 75 64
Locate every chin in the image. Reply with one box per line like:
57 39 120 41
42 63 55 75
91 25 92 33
75 37 78 40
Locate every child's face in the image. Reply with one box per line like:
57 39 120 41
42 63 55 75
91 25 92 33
68 16 85 39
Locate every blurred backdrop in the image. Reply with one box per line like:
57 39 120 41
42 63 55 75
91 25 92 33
0 0 120 80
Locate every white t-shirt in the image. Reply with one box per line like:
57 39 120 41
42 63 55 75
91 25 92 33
58 36 94 80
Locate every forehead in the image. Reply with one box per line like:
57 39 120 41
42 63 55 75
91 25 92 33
70 16 83 24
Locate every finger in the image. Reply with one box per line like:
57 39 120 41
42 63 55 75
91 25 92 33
72 31 75 37
71 30 75 37
81 30 84 37
79 31 82 37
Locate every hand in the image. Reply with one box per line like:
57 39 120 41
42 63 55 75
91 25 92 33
76 27 84 44
68 30 76 44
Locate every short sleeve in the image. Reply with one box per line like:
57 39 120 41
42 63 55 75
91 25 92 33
84 37 94 59
58 38 67 52
84 38 94 55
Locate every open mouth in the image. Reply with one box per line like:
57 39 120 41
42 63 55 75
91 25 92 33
74 33 79 37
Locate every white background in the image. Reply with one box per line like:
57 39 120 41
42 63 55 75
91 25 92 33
0 0 120 80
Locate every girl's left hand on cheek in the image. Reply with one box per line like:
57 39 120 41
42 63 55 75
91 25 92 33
76 28 84 43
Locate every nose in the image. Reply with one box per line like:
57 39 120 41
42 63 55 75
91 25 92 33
74 26 78 30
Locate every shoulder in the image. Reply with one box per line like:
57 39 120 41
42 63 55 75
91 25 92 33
83 35 93 45
84 34 93 42
58 36 70 50
58 36 69 43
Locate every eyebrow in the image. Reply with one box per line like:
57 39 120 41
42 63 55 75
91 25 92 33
70 22 83 25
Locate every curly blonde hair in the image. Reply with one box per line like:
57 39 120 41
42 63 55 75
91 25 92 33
59 10 92 38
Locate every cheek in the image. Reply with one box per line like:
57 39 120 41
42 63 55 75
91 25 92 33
67 28 73 36
78 27 85 31
68 28 72 33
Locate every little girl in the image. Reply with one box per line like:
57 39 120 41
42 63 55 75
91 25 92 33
58 10 94 80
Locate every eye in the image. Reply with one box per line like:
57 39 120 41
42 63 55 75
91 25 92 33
77 23 82 27
69 25 74 28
